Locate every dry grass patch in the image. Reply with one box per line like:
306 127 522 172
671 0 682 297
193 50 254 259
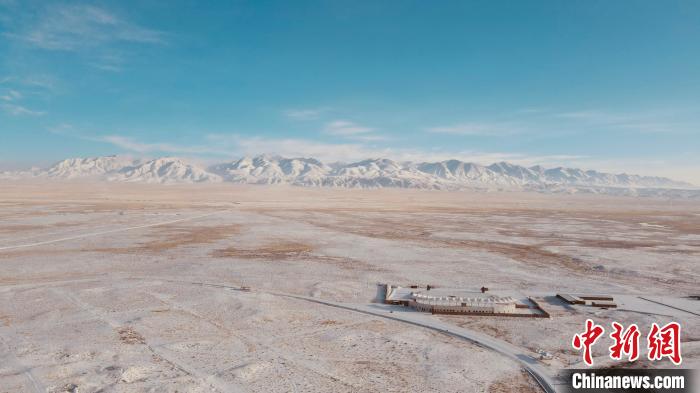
574 238 661 249
212 241 313 259
118 326 146 345
259 211 590 271
488 370 541 393
663 218 700 235
138 224 241 252
0 224 47 233
0 248 78 260
91 223 240 254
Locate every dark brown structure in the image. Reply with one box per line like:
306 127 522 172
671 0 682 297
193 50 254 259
557 293 585 305
578 294 614 301
591 301 617 308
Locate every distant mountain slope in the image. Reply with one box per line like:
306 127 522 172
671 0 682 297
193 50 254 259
209 155 329 185
110 157 221 183
323 158 441 189
47 155 139 179
2 154 695 197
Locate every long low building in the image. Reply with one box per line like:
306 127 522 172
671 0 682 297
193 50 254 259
412 293 517 314
382 284 549 317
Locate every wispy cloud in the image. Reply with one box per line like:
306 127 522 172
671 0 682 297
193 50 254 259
212 134 381 162
321 119 387 141
0 77 54 115
88 52 127 72
426 122 520 136
46 125 224 155
89 62 124 73
57 129 581 168
98 135 224 155
323 120 373 136
1 75 58 95
207 133 585 166
1 103 45 116
284 108 328 120
515 107 549 114
0 89 22 101
553 110 691 134
7 4 165 51
427 109 696 137
345 134 388 142
20 75 58 91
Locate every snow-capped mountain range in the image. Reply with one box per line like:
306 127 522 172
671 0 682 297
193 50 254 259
1 155 697 197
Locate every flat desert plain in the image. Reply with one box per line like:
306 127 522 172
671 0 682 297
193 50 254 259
0 181 698 393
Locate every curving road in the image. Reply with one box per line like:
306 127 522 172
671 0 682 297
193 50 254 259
134 277 561 392
274 292 560 393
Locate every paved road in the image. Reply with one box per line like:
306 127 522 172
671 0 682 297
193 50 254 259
638 296 700 317
134 277 562 392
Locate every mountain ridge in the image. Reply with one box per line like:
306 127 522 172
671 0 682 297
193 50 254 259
2 155 696 198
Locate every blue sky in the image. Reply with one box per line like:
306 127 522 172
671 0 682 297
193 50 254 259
1 1 699 183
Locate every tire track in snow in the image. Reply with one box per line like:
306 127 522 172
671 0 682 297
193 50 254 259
51 287 243 393
0 211 224 251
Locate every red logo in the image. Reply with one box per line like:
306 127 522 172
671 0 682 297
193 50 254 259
609 322 640 362
572 319 605 366
647 322 682 365
573 320 682 366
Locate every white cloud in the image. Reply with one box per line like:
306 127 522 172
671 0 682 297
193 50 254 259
9 4 164 51
284 108 327 120
426 109 696 137
1 75 58 96
61 130 585 168
0 89 21 101
98 135 223 155
554 110 605 120
207 133 586 166
46 126 226 155
320 119 388 141
553 110 691 134
345 134 388 142
215 135 383 162
88 52 127 72
1 103 44 116
323 120 374 136
0 78 52 115
46 123 75 135
515 107 549 114
21 75 58 91
90 63 123 72
426 122 520 136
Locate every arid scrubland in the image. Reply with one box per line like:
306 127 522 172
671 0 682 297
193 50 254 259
0 181 698 392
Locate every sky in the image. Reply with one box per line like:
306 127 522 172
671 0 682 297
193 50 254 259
1 0 699 183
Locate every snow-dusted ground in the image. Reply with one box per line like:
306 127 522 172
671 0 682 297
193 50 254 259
0 181 698 392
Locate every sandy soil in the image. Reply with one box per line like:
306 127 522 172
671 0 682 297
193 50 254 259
0 181 698 392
